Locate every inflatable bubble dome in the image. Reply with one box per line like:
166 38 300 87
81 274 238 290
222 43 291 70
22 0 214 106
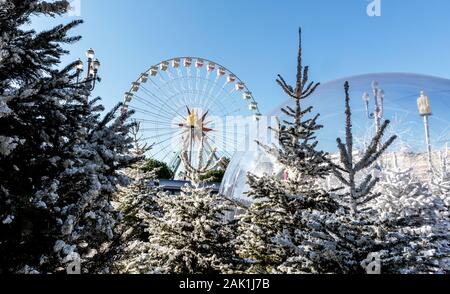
220 72 450 200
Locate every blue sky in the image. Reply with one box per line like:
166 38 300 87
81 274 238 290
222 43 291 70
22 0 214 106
31 0 450 114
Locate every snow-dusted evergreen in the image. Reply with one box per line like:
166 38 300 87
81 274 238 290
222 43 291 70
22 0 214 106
0 0 136 273
105 123 160 273
310 81 397 273
141 147 237 274
113 124 156 238
236 29 338 274
431 148 450 207
331 82 397 216
109 161 159 273
371 155 450 273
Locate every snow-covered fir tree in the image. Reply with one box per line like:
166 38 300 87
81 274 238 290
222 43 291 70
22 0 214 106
236 29 339 274
114 123 155 241
109 161 160 274
319 81 397 273
106 123 161 274
49 100 136 274
141 145 238 274
331 82 397 216
371 155 450 273
431 148 450 208
0 0 136 273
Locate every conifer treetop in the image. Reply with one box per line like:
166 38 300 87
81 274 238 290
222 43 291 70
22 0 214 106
332 81 397 215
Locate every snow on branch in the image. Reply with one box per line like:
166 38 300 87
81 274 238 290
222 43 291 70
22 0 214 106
332 81 397 214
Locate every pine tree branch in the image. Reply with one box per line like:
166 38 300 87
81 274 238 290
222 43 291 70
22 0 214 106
302 82 320 99
276 76 296 99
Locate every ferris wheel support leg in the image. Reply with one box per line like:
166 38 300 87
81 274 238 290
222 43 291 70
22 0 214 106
204 140 219 161
189 128 194 167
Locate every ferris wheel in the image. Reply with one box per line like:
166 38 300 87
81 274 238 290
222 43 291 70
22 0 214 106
121 57 262 177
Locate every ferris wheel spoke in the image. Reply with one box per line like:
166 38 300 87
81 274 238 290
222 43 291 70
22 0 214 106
161 150 177 163
143 82 190 122
136 122 176 129
128 105 177 122
153 144 173 161
205 93 234 116
213 90 247 117
174 67 189 106
212 82 241 110
129 109 175 124
207 75 221 99
212 82 228 102
195 67 203 106
198 71 212 109
132 117 174 126
190 68 198 106
204 83 230 112
158 72 179 99
201 84 220 112
213 136 238 155
157 73 176 98
153 72 188 102
133 94 181 120
162 69 178 90
158 146 182 166
217 130 244 150
190 71 200 107
142 129 180 140
148 131 184 150
203 76 222 111
139 87 186 121
188 75 197 107
172 67 184 91
204 134 234 160
222 107 244 117
192 82 227 114
140 127 178 132
140 84 181 112
165 69 184 101
147 77 177 105
193 68 199 106
180 68 190 107
186 67 194 107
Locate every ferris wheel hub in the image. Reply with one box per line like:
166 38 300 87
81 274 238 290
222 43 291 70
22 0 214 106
178 106 213 143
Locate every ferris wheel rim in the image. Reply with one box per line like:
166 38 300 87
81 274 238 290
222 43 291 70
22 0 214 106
122 56 262 116
122 56 263 174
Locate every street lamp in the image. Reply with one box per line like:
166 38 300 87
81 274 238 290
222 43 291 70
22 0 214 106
75 48 100 92
89 58 101 90
363 81 385 136
417 91 433 171
86 48 95 61
75 59 83 83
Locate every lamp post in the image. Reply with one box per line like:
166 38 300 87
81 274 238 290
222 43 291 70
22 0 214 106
363 81 385 150
75 48 101 92
75 59 83 83
417 91 433 171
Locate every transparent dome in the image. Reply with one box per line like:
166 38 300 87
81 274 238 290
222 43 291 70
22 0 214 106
270 72 450 152
220 73 450 200
220 148 283 204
